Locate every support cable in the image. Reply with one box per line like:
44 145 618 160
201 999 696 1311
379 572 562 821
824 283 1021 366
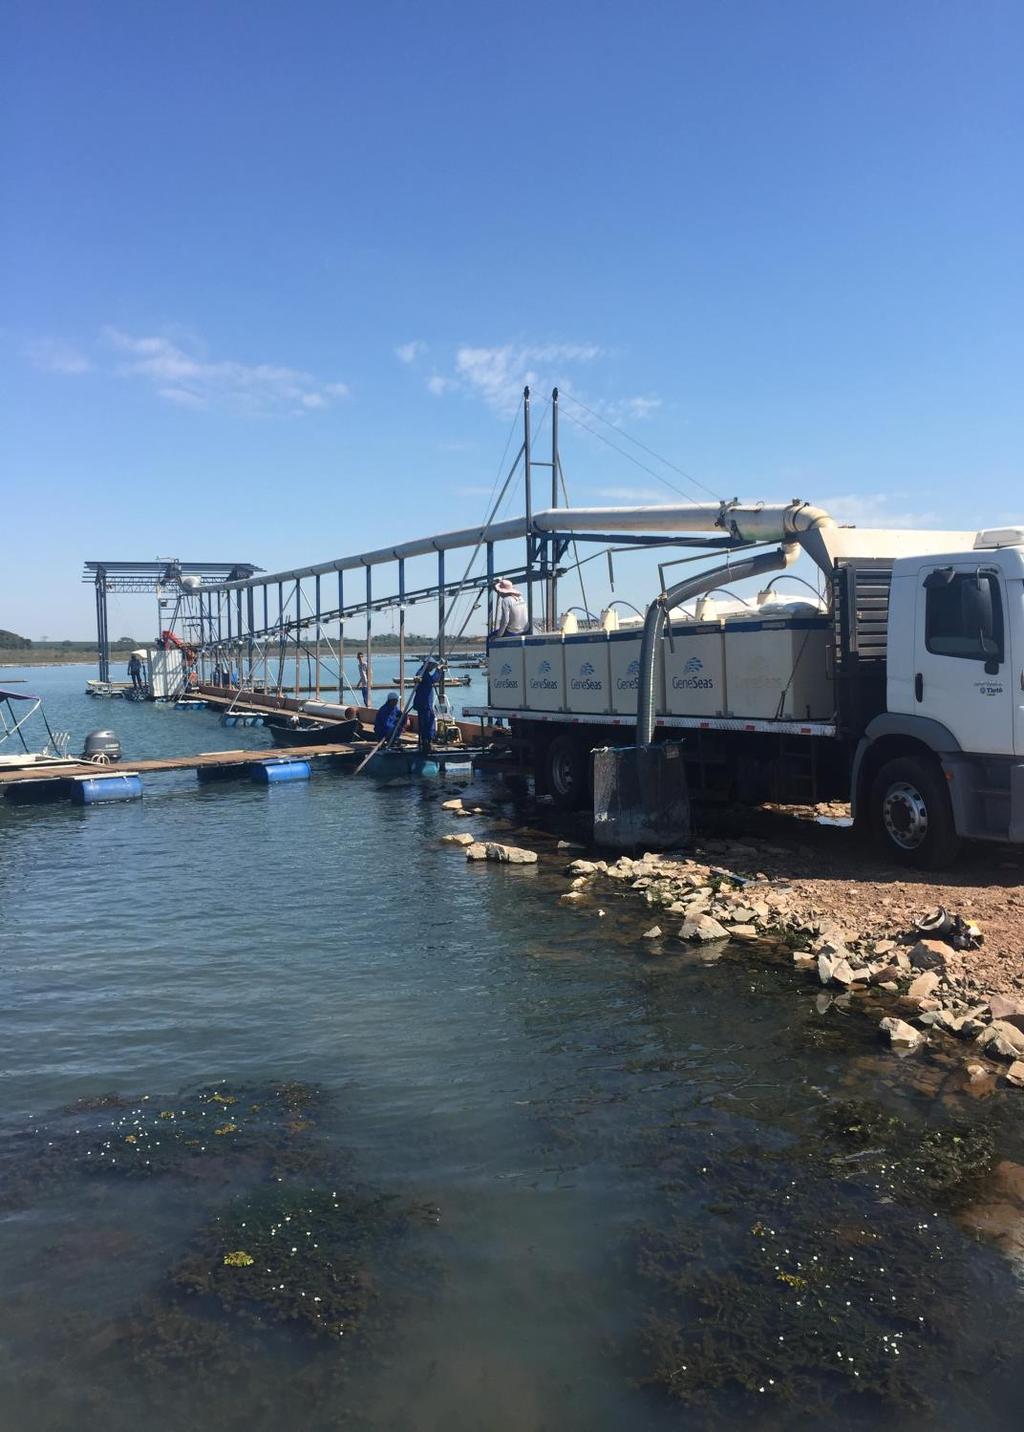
558 388 722 502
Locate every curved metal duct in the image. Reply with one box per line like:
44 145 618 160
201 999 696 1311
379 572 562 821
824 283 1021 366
635 544 799 748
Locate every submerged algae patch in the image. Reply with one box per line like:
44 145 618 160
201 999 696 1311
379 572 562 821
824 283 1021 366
0 1081 327 1208
173 1184 438 1340
633 1095 1018 1420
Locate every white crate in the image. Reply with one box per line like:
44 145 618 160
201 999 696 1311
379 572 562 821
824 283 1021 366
663 624 726 717
523 636 564 711
488 639 526 709
562 635 612 714
724 618 833 720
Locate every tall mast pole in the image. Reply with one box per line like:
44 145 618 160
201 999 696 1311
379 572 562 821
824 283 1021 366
523 385 533 631
548 386 559 626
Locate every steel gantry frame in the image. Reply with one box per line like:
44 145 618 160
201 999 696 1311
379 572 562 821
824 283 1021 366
82 560 260 681
83 389 792 701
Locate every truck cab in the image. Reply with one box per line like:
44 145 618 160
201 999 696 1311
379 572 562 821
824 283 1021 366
856 530 1024 864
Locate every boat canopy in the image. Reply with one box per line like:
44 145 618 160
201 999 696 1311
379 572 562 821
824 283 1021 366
0 688 40 702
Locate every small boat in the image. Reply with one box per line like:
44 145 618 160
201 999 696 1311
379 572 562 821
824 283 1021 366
265 714 360 748
0 687 76 773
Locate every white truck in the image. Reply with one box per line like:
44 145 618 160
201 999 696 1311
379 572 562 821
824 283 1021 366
467 504 1024 868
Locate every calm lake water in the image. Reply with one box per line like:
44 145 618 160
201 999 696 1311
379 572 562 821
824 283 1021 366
2 664 1023 1430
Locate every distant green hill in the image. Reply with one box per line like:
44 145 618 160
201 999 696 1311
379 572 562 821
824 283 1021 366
0 629 32 649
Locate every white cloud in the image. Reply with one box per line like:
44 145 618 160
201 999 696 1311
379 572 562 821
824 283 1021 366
102 327 349 414
426 373 456 396
158 386 206 408
27 338 91 374
395 340 426 364
450 342 605 415
821 493 939 529
624 395 661 421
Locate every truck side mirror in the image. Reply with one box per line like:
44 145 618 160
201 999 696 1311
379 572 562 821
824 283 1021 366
980 633 1002 674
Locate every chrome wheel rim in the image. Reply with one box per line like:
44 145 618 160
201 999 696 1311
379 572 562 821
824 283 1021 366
882 781 929 850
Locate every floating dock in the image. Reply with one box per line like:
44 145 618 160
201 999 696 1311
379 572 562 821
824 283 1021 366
0 738 475 804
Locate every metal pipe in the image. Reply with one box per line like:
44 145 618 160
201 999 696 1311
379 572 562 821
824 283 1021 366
314 574 321 700
635 545 799 747
548 387 559 626
294 580 301 696
438 549 446 700
523 386 533 630
398 558 406 700
365 565 372 706
337 570 344 703
215 500 835 592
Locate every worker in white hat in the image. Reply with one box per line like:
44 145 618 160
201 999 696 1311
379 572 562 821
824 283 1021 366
490 578 529 640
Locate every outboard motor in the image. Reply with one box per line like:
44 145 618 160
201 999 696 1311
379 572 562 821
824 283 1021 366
82 729 122 764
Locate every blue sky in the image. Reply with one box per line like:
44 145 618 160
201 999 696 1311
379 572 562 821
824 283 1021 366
2 0 1021 639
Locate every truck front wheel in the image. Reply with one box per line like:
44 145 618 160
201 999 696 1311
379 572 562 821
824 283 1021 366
544 733 590 811
869 755 960 869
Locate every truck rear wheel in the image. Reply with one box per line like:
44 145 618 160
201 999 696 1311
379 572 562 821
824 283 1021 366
869 755 960 869
544 733 590 811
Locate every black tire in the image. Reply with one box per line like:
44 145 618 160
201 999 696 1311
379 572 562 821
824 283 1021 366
869 754 960 869
544 733 590 811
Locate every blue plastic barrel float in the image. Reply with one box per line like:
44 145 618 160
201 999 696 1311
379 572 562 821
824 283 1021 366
220 714 263 727
250 760 311 784
71 773 144 805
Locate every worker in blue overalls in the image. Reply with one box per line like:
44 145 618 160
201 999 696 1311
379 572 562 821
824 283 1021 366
374 692 406 744
412 661 442 753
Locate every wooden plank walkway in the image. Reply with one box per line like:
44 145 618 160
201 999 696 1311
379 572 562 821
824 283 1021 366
0 743 357 787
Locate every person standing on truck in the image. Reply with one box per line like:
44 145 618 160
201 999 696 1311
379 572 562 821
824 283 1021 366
489 579 529 641
412 661 442 753
357 651 370 707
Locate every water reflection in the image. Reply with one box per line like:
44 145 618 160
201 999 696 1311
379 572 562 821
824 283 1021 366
1 669 1023 1428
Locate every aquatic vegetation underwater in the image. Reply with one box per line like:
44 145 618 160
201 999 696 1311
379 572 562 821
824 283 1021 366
0 1080 440 1430
633 1091 1020 1423
0 1080 333 1208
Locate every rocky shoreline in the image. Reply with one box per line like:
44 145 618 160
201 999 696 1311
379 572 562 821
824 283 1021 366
557 846 1024 1088
438 794 1024 1091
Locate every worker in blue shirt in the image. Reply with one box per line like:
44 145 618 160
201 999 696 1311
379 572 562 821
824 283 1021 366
412 661 442 752
374 692 406 743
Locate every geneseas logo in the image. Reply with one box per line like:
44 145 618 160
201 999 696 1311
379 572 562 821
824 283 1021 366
616 657 641 692
571 659 602 692
492 659 519 691
530 657 559 691
672 654 714 691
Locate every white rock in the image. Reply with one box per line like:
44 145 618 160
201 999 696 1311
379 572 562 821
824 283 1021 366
479 842 538 865
880 1016 925 1052
908 970 941 1000
559 891 585 905
1005 1060 1024 1088
976 1020 1024 1061
441 798 464 811
440 832 474 846
567 859 600 876
465 843 488 861
642 925 663 939
679 914 729 943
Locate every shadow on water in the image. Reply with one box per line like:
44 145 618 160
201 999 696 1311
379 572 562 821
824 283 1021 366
2 669 1024 1429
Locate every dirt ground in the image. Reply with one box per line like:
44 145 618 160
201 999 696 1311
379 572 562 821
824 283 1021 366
689 802 1024 997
